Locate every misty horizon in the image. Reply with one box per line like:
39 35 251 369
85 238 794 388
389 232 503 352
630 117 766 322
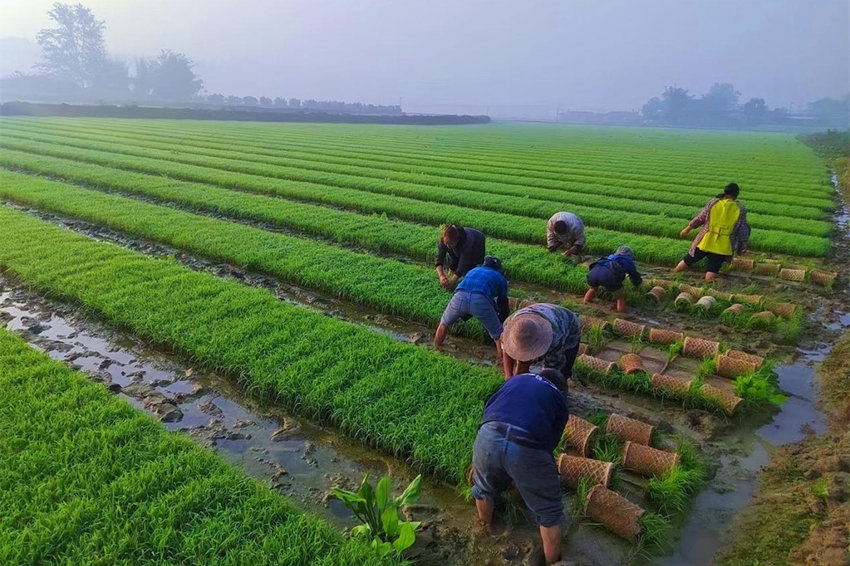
0 0 848 118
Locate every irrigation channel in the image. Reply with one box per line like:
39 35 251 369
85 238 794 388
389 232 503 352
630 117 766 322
2 193 849 565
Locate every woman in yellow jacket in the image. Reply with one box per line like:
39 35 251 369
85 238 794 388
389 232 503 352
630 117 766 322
674 183 749 282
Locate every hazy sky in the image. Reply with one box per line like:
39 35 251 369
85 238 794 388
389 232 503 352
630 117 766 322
1 0 848 115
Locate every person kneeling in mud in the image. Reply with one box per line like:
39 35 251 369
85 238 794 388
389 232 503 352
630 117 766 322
583 245 642 313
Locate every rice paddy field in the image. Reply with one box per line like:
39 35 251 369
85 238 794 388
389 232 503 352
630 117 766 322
0 117 846 565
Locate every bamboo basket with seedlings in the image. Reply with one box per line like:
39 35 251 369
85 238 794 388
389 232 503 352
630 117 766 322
733 293 764 306
674 292 695 310
703 287 734 302
693 295 717 316
715 353 758 378
617 353 644 374
579 314 609 333
724 349 764 367
699 383 743 414
778 267 806 282
749 311 777 328
678 283 703 297
585 486 646 541
730 256 754 270
648 328 684 345
621 441 680 476
576 354 615 375
767 302 798 319
682 336 720 359
577 343 588 356
606 413 654 445
562 415 598 457
753 262 781 276
809 269 837 288
651 373 694 395
557 454 614 488
645 286 666 302
612 318 646 339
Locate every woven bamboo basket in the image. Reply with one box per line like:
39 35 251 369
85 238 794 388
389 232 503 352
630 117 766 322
725 349 764 367
731 256 755 270
734 293 764 306
753 262 781 276
722 303 746 317
576 354 615 374
750 311 777 325
650 278 676 289
612 318 646 339
651 373 694 394
518 299 538 309
767 302 797 319
617 353 645 375
577 343 589 356
699 383 743 414
606 413 654 445
621 441 679 477
809 269 837 287
507 297 520 312
778 268 806 282
674 292 695 310
679 284 703 297
695 295 717 310
645 286 666 302
648 328 684 345
557 454 614 488
579 315 609 333
704 288 734 302
715 354 758 378
562 415 598 456
682 336 720 358
585 486 645 541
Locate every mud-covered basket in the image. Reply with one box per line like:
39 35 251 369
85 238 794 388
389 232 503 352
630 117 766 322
612 318 646 339
722 303 746 317
617 353 645 374
678 284 703 297
699 383 743 414
682 336 720 359
579 315 609 333
577 354 615 375
621 441 679 477
704 288 734 302
606 413 654 445
725 349 764 367
778 268 806 283
674 292 695 310
694 295 717 312
645 286 666 302
753 262 781 276
733 293 764 306
730 256 754 270
562 415 598 457
715 354 758 378
749 311 776 326
648 328 684 345
651 373 694 395
768 302 798 319
557 454 613 488
585 486 645 541
809 269 837 287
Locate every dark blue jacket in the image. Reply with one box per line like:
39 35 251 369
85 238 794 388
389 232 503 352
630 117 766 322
590 253 643 287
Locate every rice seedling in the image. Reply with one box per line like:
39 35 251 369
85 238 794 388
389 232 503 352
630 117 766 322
632 512 672 558
571 476 593 517
584 324 608 353
590 432 623 463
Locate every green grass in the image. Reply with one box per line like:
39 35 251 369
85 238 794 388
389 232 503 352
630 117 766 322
0 327 395 566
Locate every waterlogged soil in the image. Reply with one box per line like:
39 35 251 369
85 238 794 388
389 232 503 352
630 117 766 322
3 196 850 565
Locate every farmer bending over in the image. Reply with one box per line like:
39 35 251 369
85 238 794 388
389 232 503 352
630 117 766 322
546 212 585 259
583 245 643 313
436 224 486 290
471 368 569 565
434 256 509 356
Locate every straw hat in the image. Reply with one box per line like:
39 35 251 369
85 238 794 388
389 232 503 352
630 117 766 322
502 312 553 361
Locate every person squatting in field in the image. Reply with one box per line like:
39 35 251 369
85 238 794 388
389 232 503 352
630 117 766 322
435 224 486 290
471 368 569 565
583 245 643 313
546 212 585 260
434 256 510 361
675 182 750 282
500 303 587 386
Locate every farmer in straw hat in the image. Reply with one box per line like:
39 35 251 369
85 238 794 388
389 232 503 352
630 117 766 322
583 245 643 313
471 368 569 565
546 211 585 260
500 303 585 386
434 256 509 356
435 224 486 290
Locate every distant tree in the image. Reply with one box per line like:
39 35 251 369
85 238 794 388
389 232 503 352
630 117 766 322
661 86 693 124
91 57 130 98
702 83 740 112
242 95 258 106
207 93 225 104
742 97 768 125
36 3 107 88
147 50 203 100
288 98 301 108
641 96 663 123
259 96 272 106
273 97 287 106
226 95 241 106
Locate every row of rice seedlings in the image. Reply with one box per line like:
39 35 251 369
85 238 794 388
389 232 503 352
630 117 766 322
6 118 834 216
0 131 832 256
0 327 392 566
0 149 589 293
0 205 504 484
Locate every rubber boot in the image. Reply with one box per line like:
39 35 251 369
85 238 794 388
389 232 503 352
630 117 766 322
583 288 596 304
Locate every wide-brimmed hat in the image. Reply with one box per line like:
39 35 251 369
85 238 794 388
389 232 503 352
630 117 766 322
501 312 553 362
616 245 633 258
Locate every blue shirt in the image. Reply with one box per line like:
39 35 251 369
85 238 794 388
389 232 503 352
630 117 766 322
481 373 569 452
456 265 508 302
591 253 643 287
